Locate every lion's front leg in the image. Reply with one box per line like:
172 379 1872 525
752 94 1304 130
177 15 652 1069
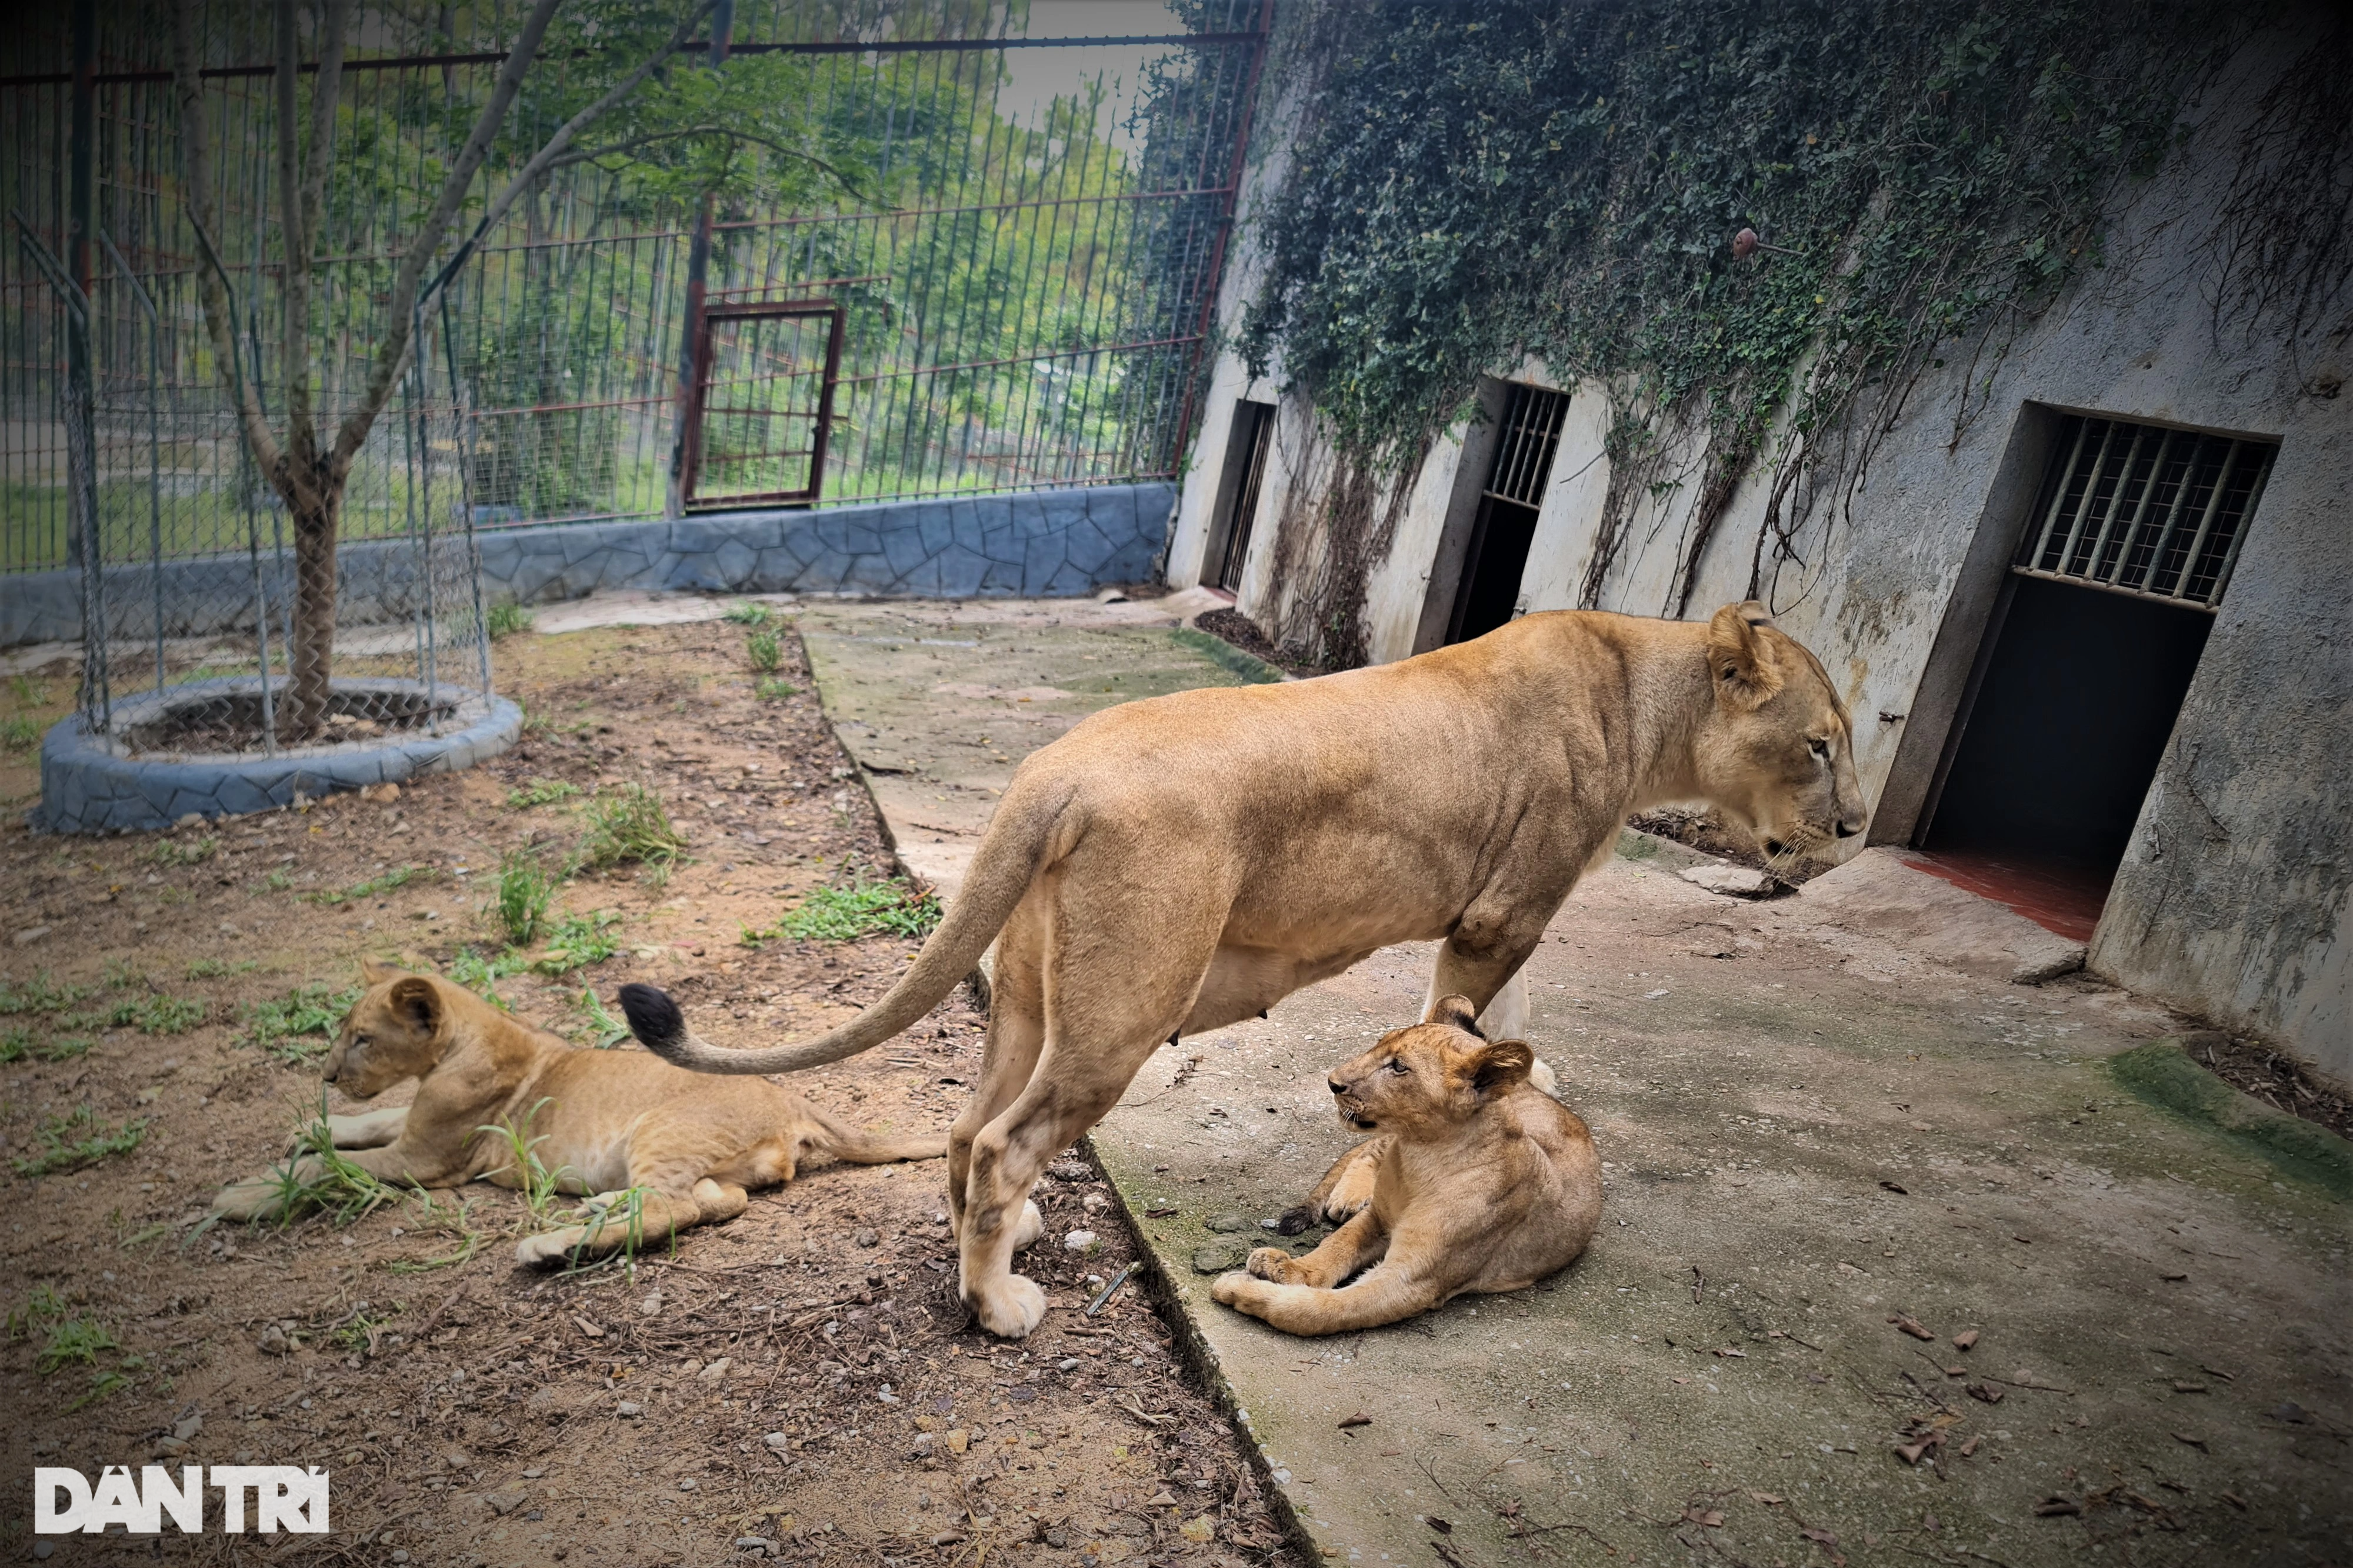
516 1185 708 1269
212 1136 448 1223
1247 1205 1388 1288
1212 1260 1442 1336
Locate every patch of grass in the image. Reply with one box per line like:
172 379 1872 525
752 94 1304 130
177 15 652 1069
447 948 528 1010
534 910 621 976
506 776 584 809
0 1024 30 1061
6 1284 67 1340
723 600 774 626
34 1035 92 1063
9 675 51 706
578 785 686 878
185 958 255 979
149 835 218 868
746 628 784 674
12 1107 150 1176
1 713 39 751
487 599 536 638
263 869 294 892
494 850 559 946
549 1185 662 1273
571 986 631 1048
480 1099 573 1225
65 992 208 1036
306 863 433 906
36 1315 118 1373
244 983 360 1063
1171 625 1286 685
0 973 91 1016
763 880 943 944
755 676 800 700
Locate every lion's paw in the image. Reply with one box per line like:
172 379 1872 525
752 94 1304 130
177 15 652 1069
210 1177 285 1223
1529 1057 1560 1099
1245 1246 1294 1282
516 1228 588 1270
1010 1198 1043 1250
1210 1270 1264 1310
966 1271 1047 1339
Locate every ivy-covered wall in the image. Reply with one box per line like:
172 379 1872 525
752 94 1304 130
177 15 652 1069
1165 2 2351 1073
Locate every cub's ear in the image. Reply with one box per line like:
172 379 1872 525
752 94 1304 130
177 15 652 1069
359 956 405 986
1469 1039 1534 1095
1707 600 1784 712
386 975 443 1033
1424 994 1485 1038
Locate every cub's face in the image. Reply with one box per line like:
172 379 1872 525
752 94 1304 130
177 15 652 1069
1324 999 1532 1136
1692 602 1867 868
321 963 447 1099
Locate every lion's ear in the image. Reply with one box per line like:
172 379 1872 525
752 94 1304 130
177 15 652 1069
359 956 405 986
1469 1039 1534 1095
1707 600 1784 712
387 975 442 1034
1424 994 1485 1038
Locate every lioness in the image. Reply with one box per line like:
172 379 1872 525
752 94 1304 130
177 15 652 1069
1212 996 1600 1334
625 601 1862 1337
212 962 943 1265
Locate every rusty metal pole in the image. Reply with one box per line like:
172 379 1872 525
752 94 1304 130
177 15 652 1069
665 0 734 518
67 0 109 729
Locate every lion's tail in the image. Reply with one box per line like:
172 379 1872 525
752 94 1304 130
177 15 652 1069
616 778 1067 1076
802 1102 946 1165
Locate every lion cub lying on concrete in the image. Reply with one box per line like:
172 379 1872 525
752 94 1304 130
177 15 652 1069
1211 997 1601 1335
212 961 942 1265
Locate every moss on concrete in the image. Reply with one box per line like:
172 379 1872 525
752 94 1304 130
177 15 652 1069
1169 626 1285 685
2109 1038 2353 1199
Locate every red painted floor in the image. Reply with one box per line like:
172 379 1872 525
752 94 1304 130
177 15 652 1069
1902 848 2111 944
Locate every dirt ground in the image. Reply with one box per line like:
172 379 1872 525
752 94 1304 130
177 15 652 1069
0 620 1304 1567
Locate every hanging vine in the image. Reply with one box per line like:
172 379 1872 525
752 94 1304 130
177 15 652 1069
1235 0 2317 628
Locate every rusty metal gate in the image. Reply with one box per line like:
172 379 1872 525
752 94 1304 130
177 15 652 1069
682 299 846 508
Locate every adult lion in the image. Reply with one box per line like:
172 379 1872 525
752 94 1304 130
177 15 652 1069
625 600 1864 1337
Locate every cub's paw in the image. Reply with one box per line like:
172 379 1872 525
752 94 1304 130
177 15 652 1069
1210 1270 1267 1311
1244 1246 1296 1283
211 1176 288 1223
1529 1057 1560 1099
516 1227 590 1270
1010 1198 1044 1251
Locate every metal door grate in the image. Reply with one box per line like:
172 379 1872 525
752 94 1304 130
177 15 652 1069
1484 383 1572 506
683 301 846 508
2015 415 2275 609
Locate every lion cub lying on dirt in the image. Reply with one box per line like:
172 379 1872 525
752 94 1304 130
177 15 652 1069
212 962 942 1265
1211 997 1601 1335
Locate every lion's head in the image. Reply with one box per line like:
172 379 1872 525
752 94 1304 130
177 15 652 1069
1689 600 1867 870
321 959 452 1099
1324 995 1534 1136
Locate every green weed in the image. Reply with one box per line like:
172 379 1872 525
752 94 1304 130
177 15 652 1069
149 835 218 868
8 675 50 706
534 910 621 975
487 600 536 638
746 628 784 674
494 850 559 946
506 776 584 809
69 992 206 1035
33 1035 91 1063
755 676 801 700
1 713 39 751
0 973 91 1016
448 947 529 1007
770 880 943 943
307 864 432 906
723 600 774 626
479 1099 572 1225
36 1315 118 1373
12 1107 149 1176
571 987 631 1048
6 1284 66 1340
244 983 361 1063
578 785 686 878
185 958 255 979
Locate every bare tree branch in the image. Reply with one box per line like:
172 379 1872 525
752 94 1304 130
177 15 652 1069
300 0 355 268
329 0 568 478
172 0 288 493
550 121 875 202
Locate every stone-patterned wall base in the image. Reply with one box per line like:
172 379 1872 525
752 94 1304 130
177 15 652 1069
38 682 521 834
1 483 1176 648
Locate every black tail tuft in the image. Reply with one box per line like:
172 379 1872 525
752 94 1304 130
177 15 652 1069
617 984 685 1056
1275 1205 1317 1237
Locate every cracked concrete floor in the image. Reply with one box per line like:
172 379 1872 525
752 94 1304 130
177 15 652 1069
786 595 2350 1568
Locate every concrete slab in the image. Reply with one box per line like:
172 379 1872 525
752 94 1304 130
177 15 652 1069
1797 848 2090 984
778 602 2348 1568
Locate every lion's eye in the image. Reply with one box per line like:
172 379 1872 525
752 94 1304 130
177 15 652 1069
1808 738 1830 761
1385 1059 1409 1075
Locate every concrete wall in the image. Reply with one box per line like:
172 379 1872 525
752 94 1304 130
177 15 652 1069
1172 21 2350 1076
0 483 1176 649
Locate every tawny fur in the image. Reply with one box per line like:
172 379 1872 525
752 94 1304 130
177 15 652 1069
211 962 944 1266
631 603 1864 1337
1213 996 1602 1335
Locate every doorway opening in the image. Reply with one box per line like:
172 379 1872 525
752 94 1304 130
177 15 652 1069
1202 399 1276 593
1445 383 1571 644
1917 413 2275 939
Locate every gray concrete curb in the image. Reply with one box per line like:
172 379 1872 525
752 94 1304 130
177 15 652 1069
36 677 521 834
1 483 1176 648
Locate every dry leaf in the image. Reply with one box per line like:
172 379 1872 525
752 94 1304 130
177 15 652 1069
1425 1516 1453 1534
1684 1508 1724 1528
2032 1496 2083 1517
1749 1490 1784 1504
1951 1329 1978 1351
1337 1413 1372 1429
1889 1314 1935 1340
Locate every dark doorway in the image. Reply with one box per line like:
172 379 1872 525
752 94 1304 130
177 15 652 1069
1921 576 2211 928
1447 383 1570 644
1202 399 1275 593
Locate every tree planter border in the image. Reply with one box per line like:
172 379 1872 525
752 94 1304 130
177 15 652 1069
35 676 521 835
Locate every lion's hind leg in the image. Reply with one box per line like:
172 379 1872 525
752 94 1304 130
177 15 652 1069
1211 1264 1442 1336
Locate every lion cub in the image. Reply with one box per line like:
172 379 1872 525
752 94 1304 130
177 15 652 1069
1211 996 1601 1335
212 962 942 1265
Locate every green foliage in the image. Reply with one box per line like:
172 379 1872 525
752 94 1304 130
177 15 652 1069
68 993 208 1036
0 713 39 751
752 879 943 945
448 948 529 1007
494 850 560 946
149 835 219 868
307 864 434 906
571 986 632 1048
506 777 585 809
479 1099 574 1224
244 983 362 1063
0 973 91 1016
724 600 774 626
534 911 623 976
487 600 537 639
1241 0 2239 630
746 629 784 674
578 785 688 877
754 676 801 701
12 1107 150 1176
185 958 256 979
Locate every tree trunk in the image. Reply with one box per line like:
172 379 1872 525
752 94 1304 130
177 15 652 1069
285 487 341 737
